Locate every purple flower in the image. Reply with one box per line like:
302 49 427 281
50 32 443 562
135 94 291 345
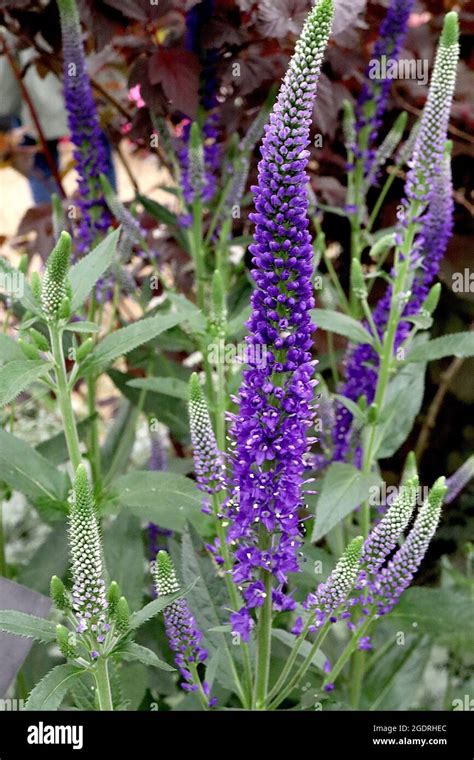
188 374 225 512
372 477 446 614
154 551 213 704
352 0 415 179
57 0 113 255
333 111 456 463
227 0 333 617
230 607 254 643
303 536 363 627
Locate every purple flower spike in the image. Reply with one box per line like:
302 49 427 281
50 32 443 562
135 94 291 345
334 15 459 464
303 536 363 627
57 0 113 255
227 0 334 617
154 551 214 706
353 0 415 180
188 373 225 510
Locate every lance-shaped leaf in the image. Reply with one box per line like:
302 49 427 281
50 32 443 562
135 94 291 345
128 580 198 631
69 226 120 311
0 360 52 407
25 664 85 711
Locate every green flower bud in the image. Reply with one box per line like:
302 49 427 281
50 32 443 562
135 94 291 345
154 550 180 596
30 271 42 302
106 581 121 618
422 283 441 315
441 11 459 48
29 327 50 352
50 575 71 612
402 451 418 483
115 596 130 634
58 296 72 320
56 624 76 659
18 338 40 360
76 337 94 362
41 231 72 317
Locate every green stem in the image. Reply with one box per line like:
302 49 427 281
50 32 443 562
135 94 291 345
267 615 314 703
94 657 113 711
192 200 206 311
49 325 82 471
210 493 253 708
254 566 273 709
367 171 397 232
188 662 210 711
269 620 331 710
215 337 227 453
325 614 374 693
86 374 102 485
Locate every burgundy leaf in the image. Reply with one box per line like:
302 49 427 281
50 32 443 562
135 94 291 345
148 49 200 118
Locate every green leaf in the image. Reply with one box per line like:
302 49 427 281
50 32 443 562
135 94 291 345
118 642 175 671
101 400 139 483
136 194 179 228
333 394 367 424
0 360 52 407
82 312 183 374
69 227 120 311
128 580 198 630
18 524 69 595
0 610 57 643
104 513 145 612
374 361 426 459
311 309 374 345
361 634 431 710
406 332 474 363
25 664 85 710
109 369 189 443
127 376 189 400
0 257 39 313
180 524 238 693
311 463 382 541
35 415 96 466
0 334 24 364
389 588 474 644
112 471 204 532
64 321 100 334
0 428 69 510
271 628 324 672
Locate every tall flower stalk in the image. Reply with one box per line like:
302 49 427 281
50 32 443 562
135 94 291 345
56 0 113 255
333 13 459 467
227 0 334 709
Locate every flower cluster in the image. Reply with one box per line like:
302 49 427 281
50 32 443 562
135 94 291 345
227 0 333 630
41 231 71 317
68 464 109 653
188 373 225 512
154 550 214 705
372 477 446 614
351 0 414 179
298 536 364 632
360 477 419 573
57 0 113 255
